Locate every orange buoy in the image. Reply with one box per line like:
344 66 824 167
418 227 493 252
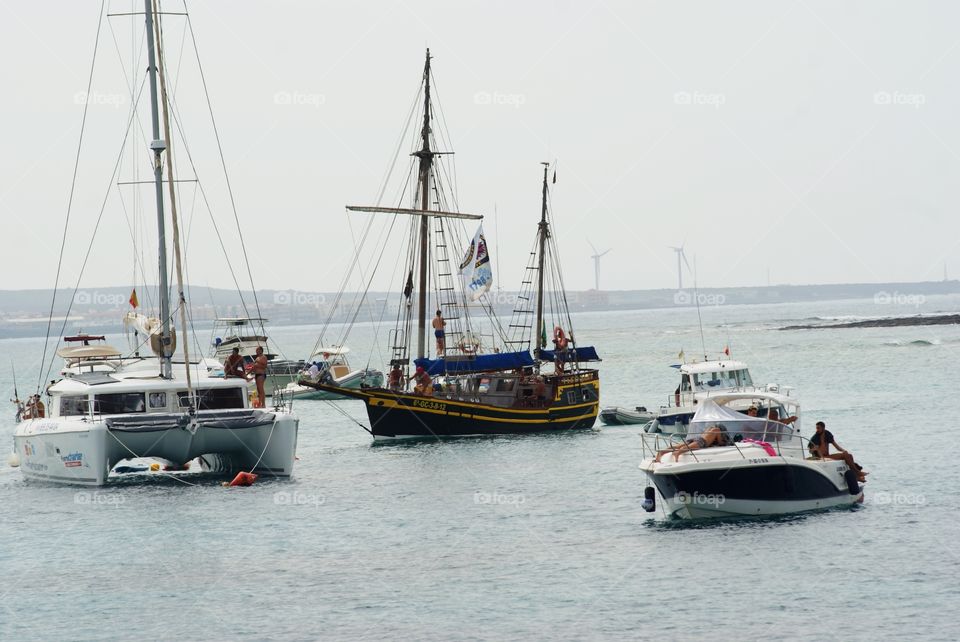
228 471 258 487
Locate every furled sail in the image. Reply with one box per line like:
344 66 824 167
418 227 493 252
123 312 176 357
414 350 534 375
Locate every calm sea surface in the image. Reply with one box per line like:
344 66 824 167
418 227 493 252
1 295 958 641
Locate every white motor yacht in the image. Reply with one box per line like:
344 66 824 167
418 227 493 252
639 392 863 519
210 317 304 394
639 358 796 434
281 346 383 400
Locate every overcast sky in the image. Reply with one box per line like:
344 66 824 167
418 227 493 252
1 0 958 296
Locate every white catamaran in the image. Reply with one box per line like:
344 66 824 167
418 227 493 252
13 1 297 485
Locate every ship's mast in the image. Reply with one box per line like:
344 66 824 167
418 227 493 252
414 49 434 359
534 162 550 358
144 0 173 379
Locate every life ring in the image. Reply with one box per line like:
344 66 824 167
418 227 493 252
553 326 568 350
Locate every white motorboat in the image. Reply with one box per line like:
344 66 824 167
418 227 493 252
210 317 305 393
599 406 656 426
639 393 863 519
643 358 796 435
281 347 383 400
13 1 297 485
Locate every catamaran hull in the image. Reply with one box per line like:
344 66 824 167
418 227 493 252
14 411 298 486
641 458 863 519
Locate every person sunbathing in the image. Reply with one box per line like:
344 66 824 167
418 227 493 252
654 425 729 463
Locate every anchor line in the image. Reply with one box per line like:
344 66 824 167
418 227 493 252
324 400 373 436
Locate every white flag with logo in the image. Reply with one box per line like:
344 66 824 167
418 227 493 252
459 224 493 301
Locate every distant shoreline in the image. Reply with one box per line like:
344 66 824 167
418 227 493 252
781 314 960 330
1 280 957 340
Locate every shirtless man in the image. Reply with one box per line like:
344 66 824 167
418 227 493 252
810 421 866 482
251 346 269 407
224 348 245 379
432 310 446 356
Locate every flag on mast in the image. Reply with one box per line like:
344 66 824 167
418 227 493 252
129 288 139 309
459 224 492 301
678 348 685 362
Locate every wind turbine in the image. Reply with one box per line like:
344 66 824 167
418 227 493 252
588 240 611 291
669 244 691 290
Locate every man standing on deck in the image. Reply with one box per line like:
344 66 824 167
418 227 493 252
432 310 446 356
250 346 268 408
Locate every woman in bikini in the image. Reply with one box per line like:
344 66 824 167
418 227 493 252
654 425 729 463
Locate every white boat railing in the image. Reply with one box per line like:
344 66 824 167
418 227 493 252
640 421 807 463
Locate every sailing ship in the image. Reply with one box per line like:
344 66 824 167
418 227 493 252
13 1 298 484
300 50 600 439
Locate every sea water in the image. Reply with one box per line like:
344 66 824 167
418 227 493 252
1 295 957 640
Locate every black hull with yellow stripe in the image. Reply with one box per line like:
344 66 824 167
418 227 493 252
302 370 600 439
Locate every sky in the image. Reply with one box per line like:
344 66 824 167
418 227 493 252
1 0 958 295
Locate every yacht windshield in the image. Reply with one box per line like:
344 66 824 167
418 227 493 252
693 369 753 390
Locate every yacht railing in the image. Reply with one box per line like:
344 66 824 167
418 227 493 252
641 422 808 463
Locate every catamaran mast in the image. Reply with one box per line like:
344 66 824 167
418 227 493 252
534 162 550 358
414 49 434 359
144 0 173 379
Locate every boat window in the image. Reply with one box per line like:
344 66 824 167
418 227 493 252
478 378 490 394
582 386 598 402
148 392 167 410
94 392 146 414
60 395 89 416
739 369 753 387
495 378 515 393
178 387 245 410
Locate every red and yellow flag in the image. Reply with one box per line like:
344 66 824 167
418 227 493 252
129 288 139 308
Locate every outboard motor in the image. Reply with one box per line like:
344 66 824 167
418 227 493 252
642 486 656 512
844 469 860 495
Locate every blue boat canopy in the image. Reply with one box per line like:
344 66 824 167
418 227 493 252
538 346 601 362
414 350 535 375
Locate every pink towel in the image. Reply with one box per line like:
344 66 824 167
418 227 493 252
742 438 776 457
